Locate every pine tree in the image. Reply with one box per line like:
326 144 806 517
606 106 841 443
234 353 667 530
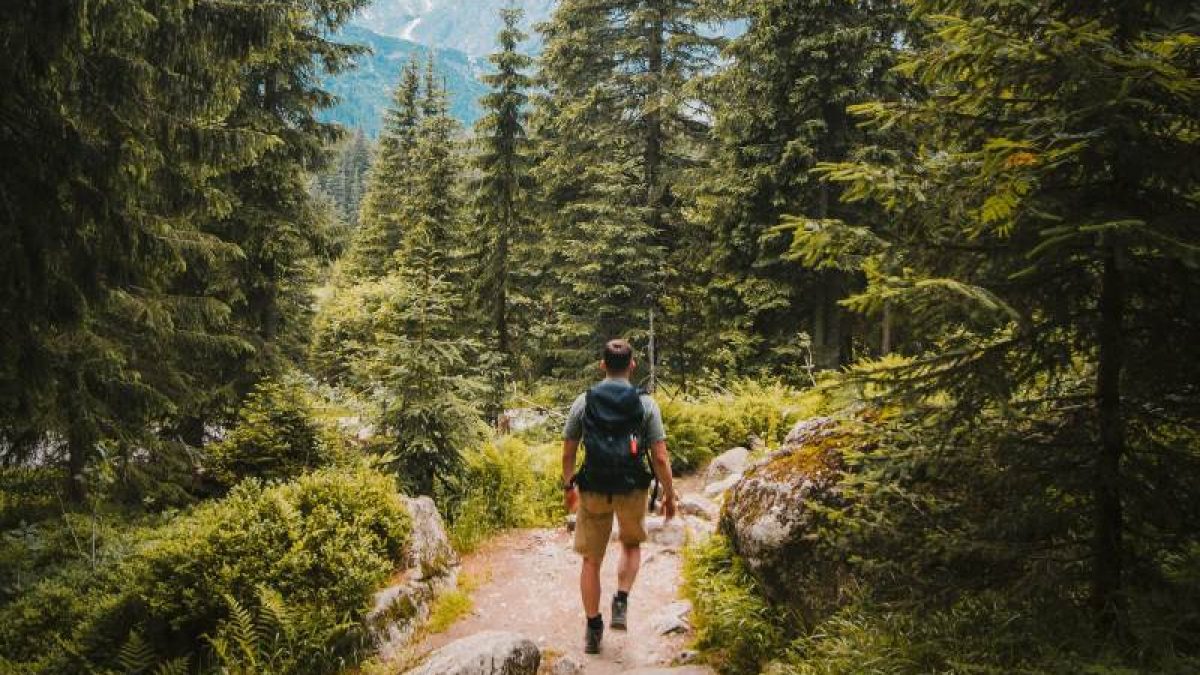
533 0 718 380
313 60 483 494
471 6 536 419
0 0 369 501
347 60 423 279
691 0 911 373
796 0 1200 632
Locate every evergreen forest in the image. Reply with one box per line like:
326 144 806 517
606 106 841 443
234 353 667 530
1 1 1198 673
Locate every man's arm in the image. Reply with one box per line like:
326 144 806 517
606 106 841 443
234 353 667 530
562 439 580 512
650 440 676 519
562 438 580 487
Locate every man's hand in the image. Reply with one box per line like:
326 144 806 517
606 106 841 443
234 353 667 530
565 486 579 513
661 490 677 520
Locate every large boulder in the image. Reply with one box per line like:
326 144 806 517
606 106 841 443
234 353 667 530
404 631 540 675
704 446 750 484
370 496 460 659
719 416 849 610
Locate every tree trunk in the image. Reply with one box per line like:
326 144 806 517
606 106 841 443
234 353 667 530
1093 247 1126 632
645 5 664 238
65 421 90 505
881 302 893 354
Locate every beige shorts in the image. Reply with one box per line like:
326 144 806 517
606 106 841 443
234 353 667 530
574 489 649 561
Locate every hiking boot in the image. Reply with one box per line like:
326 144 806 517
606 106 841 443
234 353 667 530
611 593 628 630
585 619 604 654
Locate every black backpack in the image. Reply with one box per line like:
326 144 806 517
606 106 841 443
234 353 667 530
576 380 655 495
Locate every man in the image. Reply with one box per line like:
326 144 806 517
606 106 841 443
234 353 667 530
561 339 676 654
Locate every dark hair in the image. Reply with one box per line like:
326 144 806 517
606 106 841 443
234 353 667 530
602 339 634 372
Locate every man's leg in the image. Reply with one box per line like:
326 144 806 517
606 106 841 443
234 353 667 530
617 542 641 592
573 491 614 653
581 555 603 617
610 489 649 630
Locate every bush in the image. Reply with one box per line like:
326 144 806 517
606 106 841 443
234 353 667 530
447 437 562 552
661 380 842 473
206 378 335 488
0 466 410 674
0 467 59 529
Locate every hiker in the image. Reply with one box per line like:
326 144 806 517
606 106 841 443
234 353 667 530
561 338 677 654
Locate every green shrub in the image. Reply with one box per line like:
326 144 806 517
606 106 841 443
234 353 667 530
0 467 59 529
683 534 786 674
661 380 842 473
0 466 410 674
447 437 562 552
206 378 335 488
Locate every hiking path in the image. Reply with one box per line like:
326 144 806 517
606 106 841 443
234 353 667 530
418 475 714 674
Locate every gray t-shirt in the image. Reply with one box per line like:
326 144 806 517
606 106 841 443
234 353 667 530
562 379 666 443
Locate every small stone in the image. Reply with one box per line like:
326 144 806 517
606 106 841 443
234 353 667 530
547 654 584 675
677 494 718 521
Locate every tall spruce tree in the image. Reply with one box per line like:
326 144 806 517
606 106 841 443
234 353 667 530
795 0 1200 632
347 60 424 280
533 0 717 380
316 129 373 229
691 0 910 373
0 0 366 501
313 61 483 495
471 6 536 419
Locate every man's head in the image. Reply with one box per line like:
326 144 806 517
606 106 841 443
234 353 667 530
601 339 635 377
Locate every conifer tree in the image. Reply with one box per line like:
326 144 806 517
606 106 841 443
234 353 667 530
0 0 367 500
533 0 717 378
471 6 536 418
317 129 373 229
313 60 483 495
692 0 910 372
348 60 423 279
796 0 1200 631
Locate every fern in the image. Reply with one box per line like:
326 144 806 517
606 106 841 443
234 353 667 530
152 656 190 675
221 593 260 665
255 585 297 646
116 631 157 675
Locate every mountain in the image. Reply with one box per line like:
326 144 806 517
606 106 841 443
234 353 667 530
319 24 488 137
351 0 557 57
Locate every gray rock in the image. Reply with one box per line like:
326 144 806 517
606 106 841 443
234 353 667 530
720 416 846 610
404 631 540 675
651 599 692 635
402 495 459 575
677 494 718 521
498 408 551 433
645 515 687 548
546 654 584 675
702 473 742 498
704 446 750 484
624 662 715 667
369 496 460 660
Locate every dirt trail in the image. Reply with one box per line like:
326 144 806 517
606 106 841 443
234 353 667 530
419 478 711 674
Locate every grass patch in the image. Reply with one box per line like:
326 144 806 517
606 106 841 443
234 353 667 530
683 533 786 674
425 571 481 635
425 589 473 634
